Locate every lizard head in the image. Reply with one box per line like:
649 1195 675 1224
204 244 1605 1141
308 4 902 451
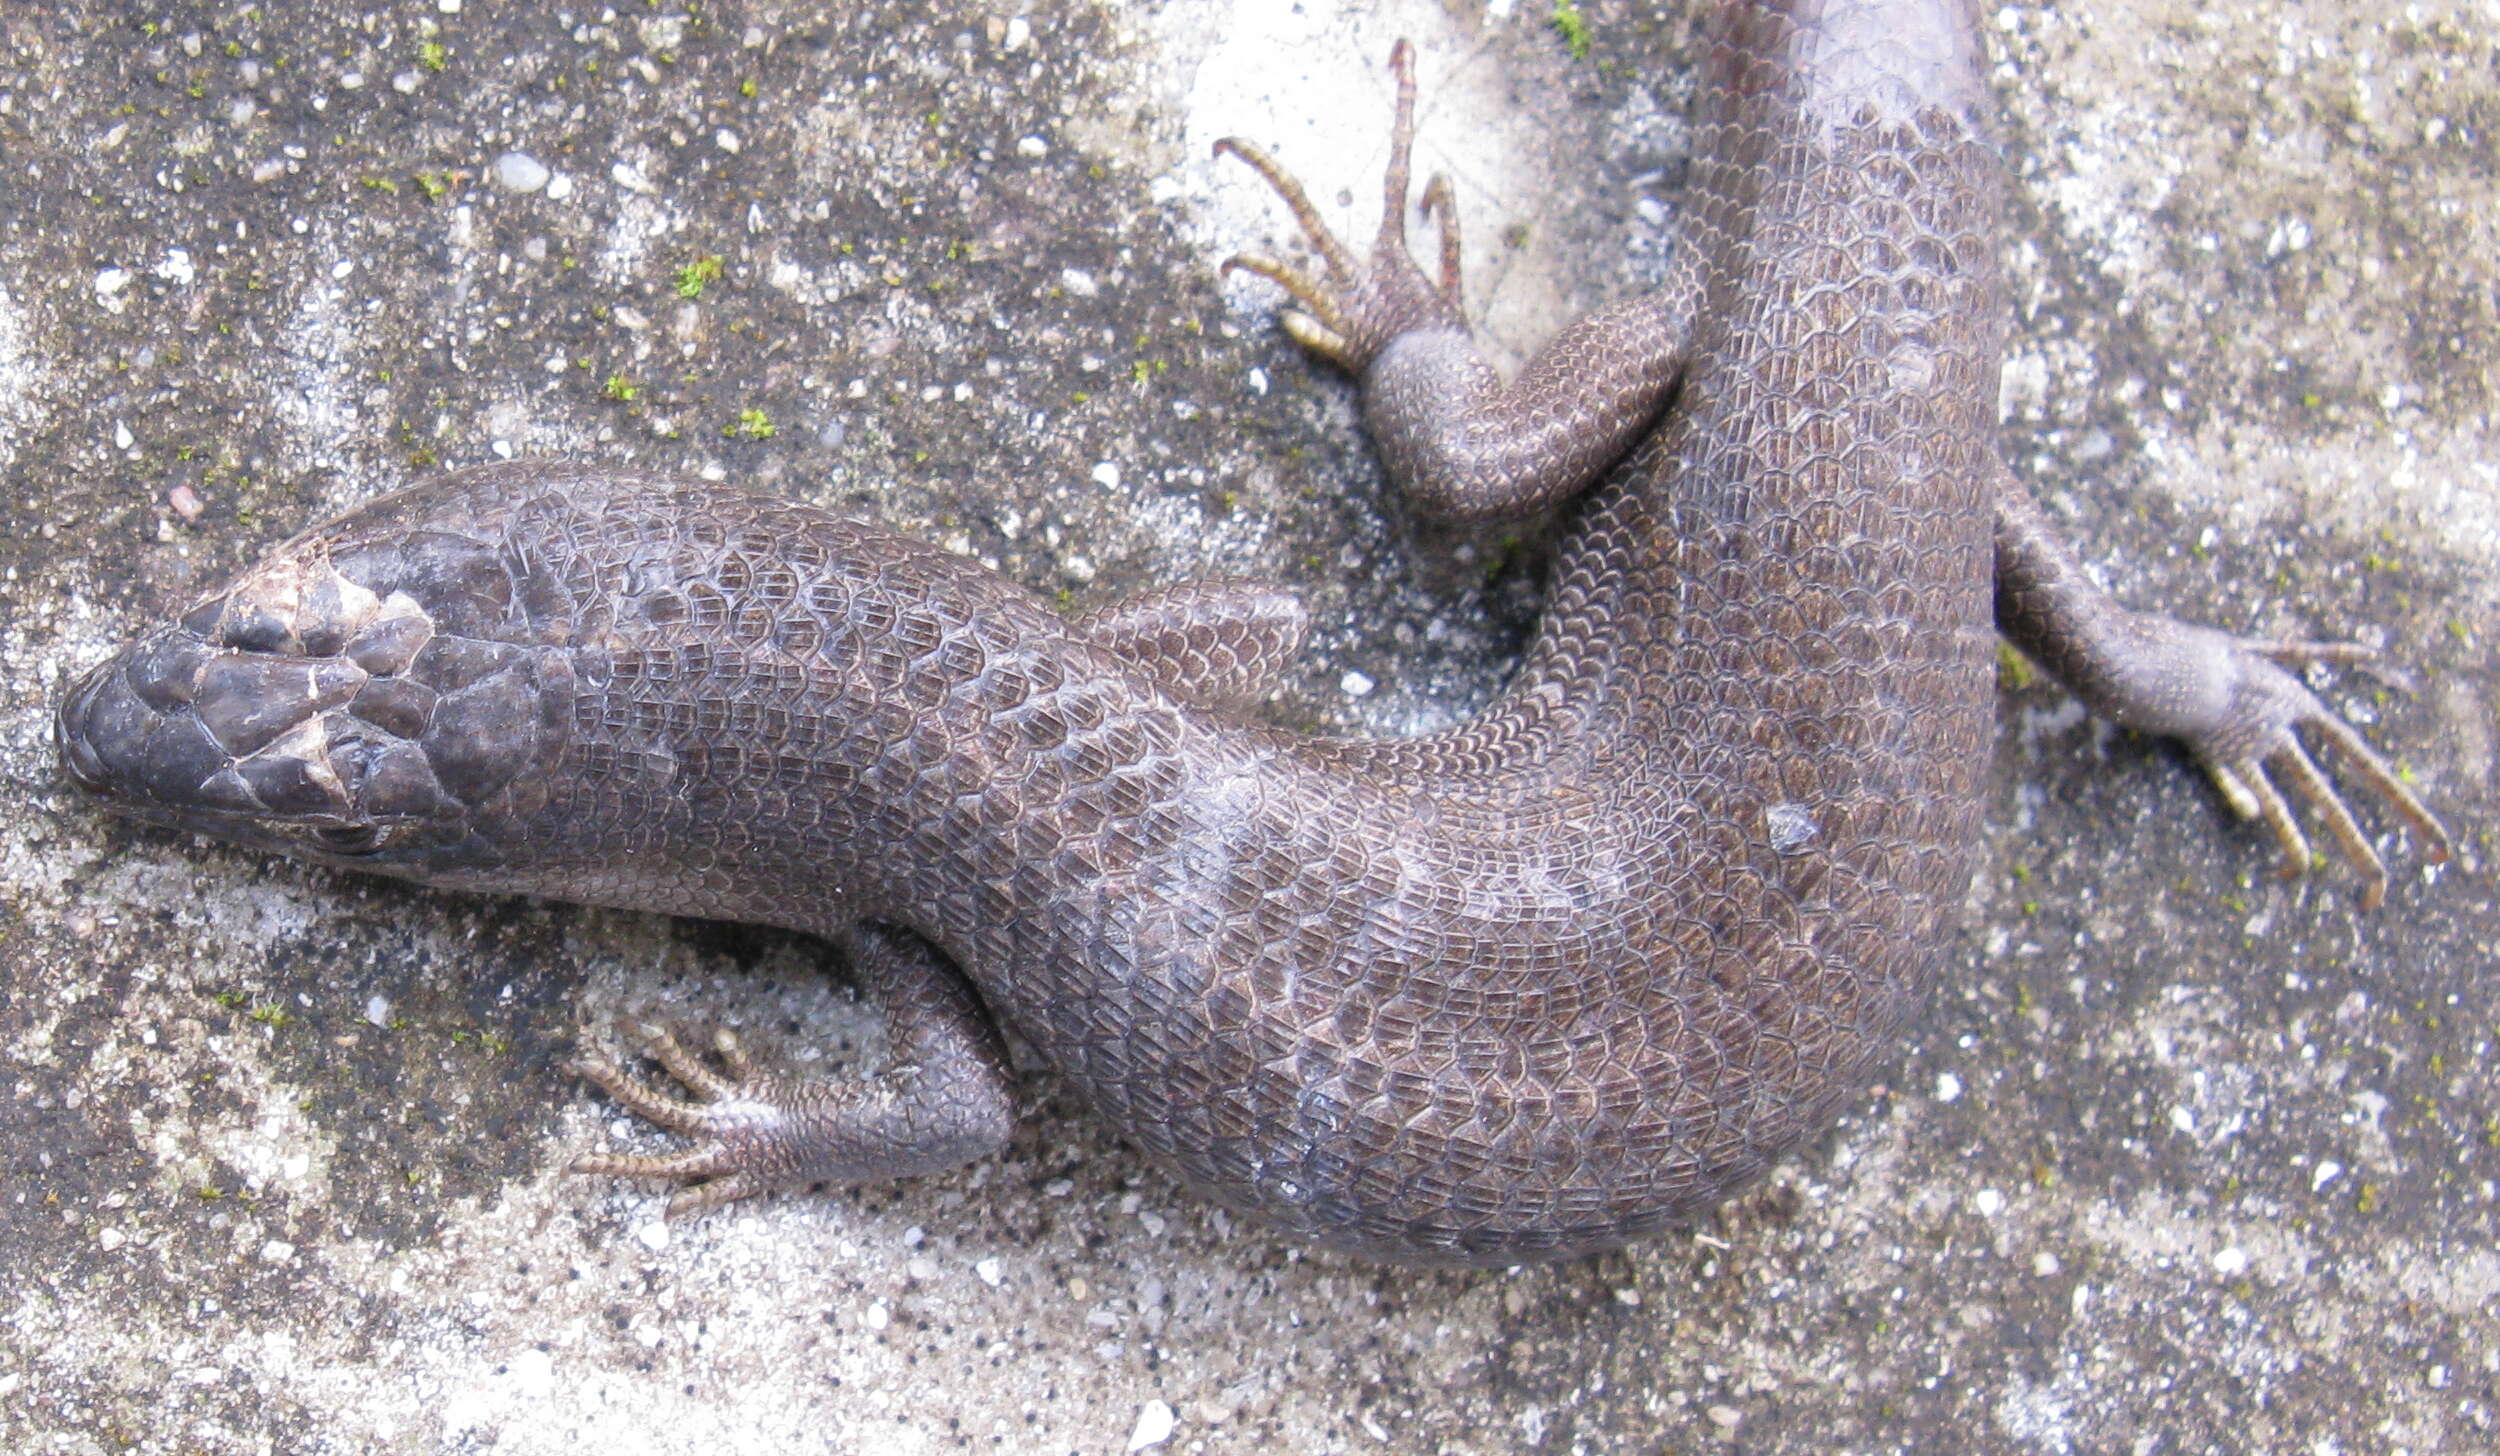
57 496 567 884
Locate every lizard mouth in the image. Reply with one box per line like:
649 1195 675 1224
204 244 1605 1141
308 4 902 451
55 668 113 797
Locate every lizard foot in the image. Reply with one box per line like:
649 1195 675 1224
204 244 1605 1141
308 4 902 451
2156 625 2451 911
572 930 1019 1219
1215 39 1466 373
571 1023 797 1218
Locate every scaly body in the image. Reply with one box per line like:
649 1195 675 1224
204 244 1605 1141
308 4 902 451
58 1 2443 1264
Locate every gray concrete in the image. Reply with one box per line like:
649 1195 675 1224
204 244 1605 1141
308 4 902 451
1 2 2491 1451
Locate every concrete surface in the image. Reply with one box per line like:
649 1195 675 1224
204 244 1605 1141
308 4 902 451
1 1 2492 1452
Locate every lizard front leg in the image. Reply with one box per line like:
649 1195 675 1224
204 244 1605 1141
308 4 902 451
573 925 1017 1218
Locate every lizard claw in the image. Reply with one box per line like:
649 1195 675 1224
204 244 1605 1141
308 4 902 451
570 1022 802 1220
1218 248 1358 361
2168 627 2450 911
1216 38 1465 372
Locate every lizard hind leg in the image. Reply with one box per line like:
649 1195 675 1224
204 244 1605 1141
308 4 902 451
571 925 1018 1220
1993 477 2453 910
1216 40 1699 524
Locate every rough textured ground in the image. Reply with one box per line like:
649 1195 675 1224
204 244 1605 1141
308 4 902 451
1 2 2491 1452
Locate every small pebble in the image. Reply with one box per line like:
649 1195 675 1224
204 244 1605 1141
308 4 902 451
1127 1400 1176 1450
492 151 550 194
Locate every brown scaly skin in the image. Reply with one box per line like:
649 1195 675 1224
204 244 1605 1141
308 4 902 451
56 2 2447 1265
